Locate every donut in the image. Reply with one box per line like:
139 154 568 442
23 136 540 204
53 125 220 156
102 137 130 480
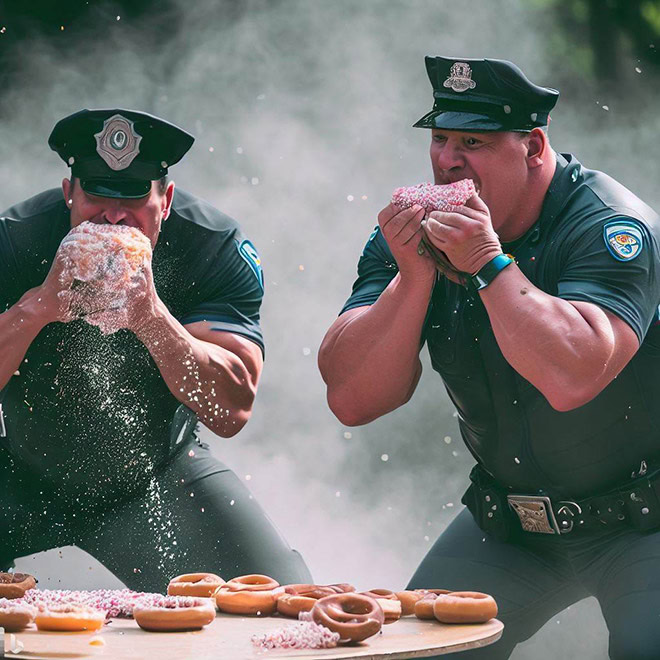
35 604 106 632
167 573 225 598
0 598 37 631
395 590 424 616
310 593 384 643
215 574 283 616
133 595 216 632
22 588 159 618
360 590 401 624
413 590 451 620
0 572 37 599
433 591 498 624
391 179 477 215
57 222 153 334
277 594 317 618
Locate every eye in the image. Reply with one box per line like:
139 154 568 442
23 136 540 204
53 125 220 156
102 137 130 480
432 134 447 143
464 136 482 147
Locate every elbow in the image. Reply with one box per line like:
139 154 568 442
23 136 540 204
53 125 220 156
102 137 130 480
327 388 376 427
543 379 602 412
208 408 252 437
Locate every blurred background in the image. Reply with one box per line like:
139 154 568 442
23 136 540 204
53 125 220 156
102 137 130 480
2 0 660 656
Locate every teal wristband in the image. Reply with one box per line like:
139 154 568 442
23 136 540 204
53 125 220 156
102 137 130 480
471 254 514 290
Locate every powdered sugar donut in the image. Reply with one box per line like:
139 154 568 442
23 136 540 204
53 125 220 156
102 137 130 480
391 179 477 215
57 222 152 334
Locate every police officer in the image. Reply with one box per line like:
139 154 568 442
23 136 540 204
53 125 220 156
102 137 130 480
319 57 660 658
0 108 311 591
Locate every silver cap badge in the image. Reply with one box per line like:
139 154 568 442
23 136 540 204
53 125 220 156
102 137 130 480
443 62 477 93
94 114 142 171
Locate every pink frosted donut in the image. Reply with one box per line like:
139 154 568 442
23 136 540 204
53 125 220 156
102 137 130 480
391 179 476 215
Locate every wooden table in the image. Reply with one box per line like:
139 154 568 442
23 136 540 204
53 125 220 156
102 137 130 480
6 614 503 659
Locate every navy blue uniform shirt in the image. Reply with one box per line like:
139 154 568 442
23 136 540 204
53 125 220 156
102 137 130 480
342 154 660 498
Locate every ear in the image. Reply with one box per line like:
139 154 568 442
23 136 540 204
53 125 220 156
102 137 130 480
162 181 175 220
525 128 547 169
62 178 73 206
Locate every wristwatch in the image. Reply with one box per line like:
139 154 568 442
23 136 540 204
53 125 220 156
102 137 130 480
470 254 514 291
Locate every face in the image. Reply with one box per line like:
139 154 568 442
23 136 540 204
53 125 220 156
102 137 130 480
62 178 175 248
430 128 532 234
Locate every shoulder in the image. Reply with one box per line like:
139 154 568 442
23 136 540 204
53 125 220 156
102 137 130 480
1 188 67 222
169 187 243 236
547 155 659 252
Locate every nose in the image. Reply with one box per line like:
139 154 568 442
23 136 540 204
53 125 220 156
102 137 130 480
433 139 464 175
102 201 128 225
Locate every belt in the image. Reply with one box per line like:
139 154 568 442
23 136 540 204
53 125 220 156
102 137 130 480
466 463 660 537
511 468 660 535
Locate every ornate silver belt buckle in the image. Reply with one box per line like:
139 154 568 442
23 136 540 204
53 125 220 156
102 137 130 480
507 494 560 534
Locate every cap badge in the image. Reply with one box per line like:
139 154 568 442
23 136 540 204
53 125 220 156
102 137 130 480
443 62 477 93
94 114 142 171
604 221 643 261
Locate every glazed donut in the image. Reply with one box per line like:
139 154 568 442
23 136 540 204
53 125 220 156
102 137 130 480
0 572 37 599
167 573 225 598
391 179 477 215
0 598 37 631
283 584 337 599
433 591 498 624
215 574 283 616
277 594 317 618
395 590 424 616
311 593 384 643
360 590 401 624
414 590 451 620
133 596 216 632
35 604 106 632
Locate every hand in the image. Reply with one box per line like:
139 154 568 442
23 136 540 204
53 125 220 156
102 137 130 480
422 193 503 275
378 203 436 283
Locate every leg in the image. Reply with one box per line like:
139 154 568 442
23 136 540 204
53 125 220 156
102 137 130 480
0 446 81 570
593 528 660 660
77 439 312 592
407 508 588 659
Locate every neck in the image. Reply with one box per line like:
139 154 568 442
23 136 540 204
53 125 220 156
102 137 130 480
498 149 557 243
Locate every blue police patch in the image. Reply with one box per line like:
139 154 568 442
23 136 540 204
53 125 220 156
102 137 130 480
237 239 264 289
603 221 644 262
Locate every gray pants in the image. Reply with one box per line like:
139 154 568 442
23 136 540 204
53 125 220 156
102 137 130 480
0 437 311 592
408 507 660 660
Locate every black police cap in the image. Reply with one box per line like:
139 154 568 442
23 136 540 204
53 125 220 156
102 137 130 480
414 57 559 132
48 109 195 199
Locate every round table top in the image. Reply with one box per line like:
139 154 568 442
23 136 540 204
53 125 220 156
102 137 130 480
6 614 503 659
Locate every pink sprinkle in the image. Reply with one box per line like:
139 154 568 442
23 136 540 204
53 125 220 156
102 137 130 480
251 620 340 650
391 180 476 215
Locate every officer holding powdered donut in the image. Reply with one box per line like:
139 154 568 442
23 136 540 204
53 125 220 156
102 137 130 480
0 108 311 591
319 57 660 658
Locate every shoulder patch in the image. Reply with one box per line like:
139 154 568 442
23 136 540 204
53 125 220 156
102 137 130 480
603 221 644 262
237 239 264 289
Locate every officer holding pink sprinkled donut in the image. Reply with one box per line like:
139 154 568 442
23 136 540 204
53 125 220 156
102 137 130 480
320 57 660 659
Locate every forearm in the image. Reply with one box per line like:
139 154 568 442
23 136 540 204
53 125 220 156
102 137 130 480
480 264 617 410
0 288 52 390
319 272 435 425
134 300 256 437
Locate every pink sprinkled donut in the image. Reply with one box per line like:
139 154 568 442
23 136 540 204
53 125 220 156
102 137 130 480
391 179 476 215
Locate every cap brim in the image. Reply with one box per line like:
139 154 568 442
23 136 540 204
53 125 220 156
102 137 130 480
80 178 151 199
413 110 510 131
